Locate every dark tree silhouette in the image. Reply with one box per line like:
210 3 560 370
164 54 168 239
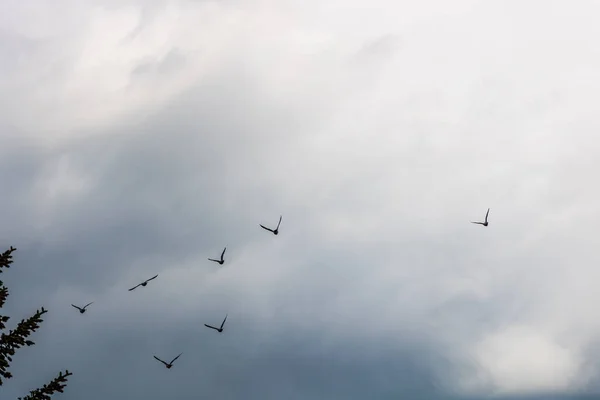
0 246 72 399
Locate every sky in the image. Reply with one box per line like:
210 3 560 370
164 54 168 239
1 0 600 399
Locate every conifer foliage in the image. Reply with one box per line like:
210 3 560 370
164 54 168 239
0 246 71 399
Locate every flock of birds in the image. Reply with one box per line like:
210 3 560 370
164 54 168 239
69 214 286 369
68 210 490 370
66 210 490 370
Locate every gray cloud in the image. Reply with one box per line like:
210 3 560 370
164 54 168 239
2 1 600 399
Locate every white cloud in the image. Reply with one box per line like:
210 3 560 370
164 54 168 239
467 325 584 394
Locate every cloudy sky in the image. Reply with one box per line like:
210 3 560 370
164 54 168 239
2 0 600 399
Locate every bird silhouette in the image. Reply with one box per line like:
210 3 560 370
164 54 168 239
153 353 182 369
128 274 159 291
208 247 226 265
204 314 228 333
471 208 490 227
71 302 93 314
260 215 282 235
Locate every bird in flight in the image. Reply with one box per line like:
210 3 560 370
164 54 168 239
153 353 182 369
71 302 93 314
128 274 159 291
204 314 228 333
260 215 282 235
471 208 490 226
208 247 226 265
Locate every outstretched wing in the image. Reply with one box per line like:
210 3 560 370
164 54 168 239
145 274 159 283
220 314 228 330
471 221 484 225
71 304 82 311
208 258 220 263
221 247 226 259
128 283 141 291
260 224 274 233
485 208 490 222
170 353 183 364
204 324 219 331
83 302 94 309
276 215 282 230
153 356 168 366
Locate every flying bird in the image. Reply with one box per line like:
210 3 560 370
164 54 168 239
71 302 93 314
471 208 490 227
153 353 182 369
260 215 282 235
208 247 226 265
128 274 159 291
204 314 228 333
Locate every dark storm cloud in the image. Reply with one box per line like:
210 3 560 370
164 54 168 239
0 71 398 399
0 61 466 398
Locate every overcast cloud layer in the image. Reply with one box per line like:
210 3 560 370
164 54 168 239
2 1 600 399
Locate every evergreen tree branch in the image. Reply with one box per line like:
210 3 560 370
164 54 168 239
17 370 73 400
0 246 17 272
0 307 48 384
0 246 16 310
0 245 71 398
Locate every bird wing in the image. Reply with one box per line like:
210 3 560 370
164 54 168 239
221 247 226 259
153 356 168 366
128 283 141 291
220 314 228 329
485 208 490 222
83 302 94 309
208 258 219 263
471 221 483 225
276 215 282 229
145 274 159 283
204 324 219 330
260 224 274 232
170 353 183 364
71 304 82 311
